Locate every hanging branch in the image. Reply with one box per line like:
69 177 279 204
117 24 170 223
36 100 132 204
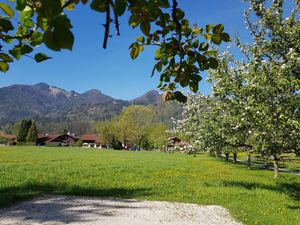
110 1 120 36
103 1 111 49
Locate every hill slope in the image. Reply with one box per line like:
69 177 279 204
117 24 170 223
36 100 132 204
0 83 182 131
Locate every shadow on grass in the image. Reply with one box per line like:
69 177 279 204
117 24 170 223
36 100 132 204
0 182 153 209
222 181 300 202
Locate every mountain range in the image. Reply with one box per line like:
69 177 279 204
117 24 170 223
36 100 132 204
0 83 182 132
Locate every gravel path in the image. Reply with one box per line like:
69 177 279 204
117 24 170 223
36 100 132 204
0 195 242 225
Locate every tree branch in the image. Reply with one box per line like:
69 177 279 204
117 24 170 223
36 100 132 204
103 1 111 49
110 1 120 36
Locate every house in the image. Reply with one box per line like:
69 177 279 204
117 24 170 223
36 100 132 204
80 134 100 148
0 133 16 146
167 136 188 151
37 133 79 146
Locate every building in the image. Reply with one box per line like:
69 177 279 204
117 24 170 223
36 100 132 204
0 133 16 146
80 134 100 148
37 133 79 146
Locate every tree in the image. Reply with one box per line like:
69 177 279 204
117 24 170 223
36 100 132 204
26 121 38 145
145 123 168 149
16 119 32 144
117 105 154 147
96 119 118 146
173 0 300 178
0 0 229 101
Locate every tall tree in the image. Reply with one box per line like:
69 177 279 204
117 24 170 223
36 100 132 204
117 105 154 147
96 119 118 146
145 123 168 149
173 0 300 178
16 119 32 144
26 121 38 145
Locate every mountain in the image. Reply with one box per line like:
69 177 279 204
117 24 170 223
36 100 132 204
130 90 162 105
0 83 182 131
0 83 118 124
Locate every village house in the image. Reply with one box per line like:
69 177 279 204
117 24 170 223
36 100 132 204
80 134 101 148
37 133 79 146
0 132 16 146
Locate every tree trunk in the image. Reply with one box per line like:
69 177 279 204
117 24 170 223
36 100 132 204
246 154 251 168
216 151 222 160
225 152 229 161
273 155 279 178
209 150 215 157
233 153 237 163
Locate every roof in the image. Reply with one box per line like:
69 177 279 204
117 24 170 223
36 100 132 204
80 134 100 142
0 134 16 140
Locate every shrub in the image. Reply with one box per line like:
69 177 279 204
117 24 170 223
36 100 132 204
45 142 61 147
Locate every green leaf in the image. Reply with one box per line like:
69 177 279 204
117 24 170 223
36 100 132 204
205 50 218 57
30 32 43 46
130 47 139 60
204 33 212 41
9 47 22 60
199 42 209 51
34 53 52 62
129 14 141 28
114 0 126 16
211 35 222 45
43 31 60 51
208 57 219 69
189 82 198 93
0 61 9 73
51 15 73 29
23 19 34 28
213 24 224 34
0 53 13 62
158 0 170 8
37 16 49 31
136 36 145 43
20 8 34 20
90 0 106 12
176 9 185 20
37 0 62 18
156 61 163 72
0 18 14 33
139 45 144 52
155 48 161 60
192 40 199 49
151 65 156 77
206 24 213 33
16 0 26 11
140 21 150 36
173 91 187 103
0 3 14 18
53 28 74 50
21 45 33 54
221 33 230 42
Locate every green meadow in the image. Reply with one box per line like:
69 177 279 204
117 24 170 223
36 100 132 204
0 146 299 225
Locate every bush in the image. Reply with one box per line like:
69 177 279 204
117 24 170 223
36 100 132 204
45 142 61 147
71 140 83 147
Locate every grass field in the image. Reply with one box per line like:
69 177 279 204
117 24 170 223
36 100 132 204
0 146 299 225
237 152 300 172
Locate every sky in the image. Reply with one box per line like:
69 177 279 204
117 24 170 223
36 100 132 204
1 0 254 100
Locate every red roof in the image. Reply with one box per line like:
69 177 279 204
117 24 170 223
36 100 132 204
80 134 100 143
0 134 16 140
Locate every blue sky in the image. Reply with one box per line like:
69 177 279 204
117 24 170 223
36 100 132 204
1 0 253 100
